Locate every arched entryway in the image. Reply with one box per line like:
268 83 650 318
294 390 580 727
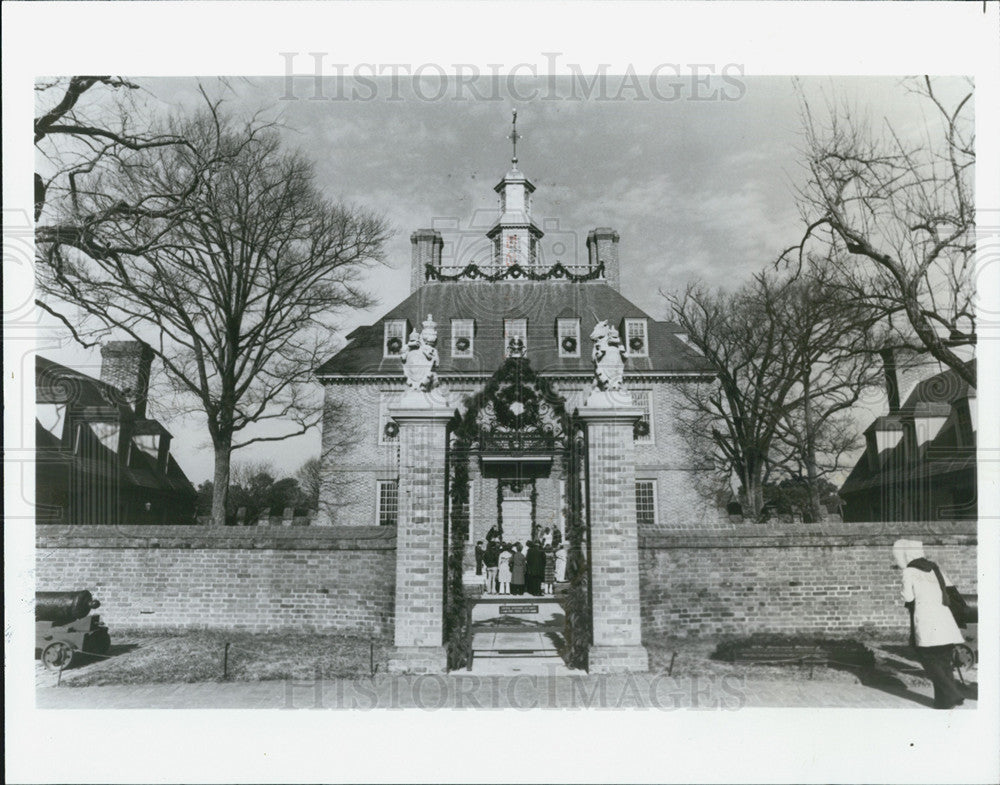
443 356 590 671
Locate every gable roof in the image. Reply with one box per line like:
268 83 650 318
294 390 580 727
316 281 714 378
839 358 976 495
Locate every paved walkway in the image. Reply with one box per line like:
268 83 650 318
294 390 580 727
36 671 977 710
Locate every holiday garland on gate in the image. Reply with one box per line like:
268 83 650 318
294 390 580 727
427 261 605 283
442 356 589 670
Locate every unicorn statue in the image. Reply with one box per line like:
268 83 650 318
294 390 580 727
590 319 628 392
402 314 440 392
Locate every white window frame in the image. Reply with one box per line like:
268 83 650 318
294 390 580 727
624 318 649 358
383 320 407 359
465 480 476 542
378 391 402 445
451 319 475 358
376 479 399 527
557 318 581 358
635 479 658 527
632 389 654 443
504 318 528 356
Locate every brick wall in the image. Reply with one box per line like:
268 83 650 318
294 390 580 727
35 526 395 635
639 520 977 638
35 521 977 642
319 381 401 526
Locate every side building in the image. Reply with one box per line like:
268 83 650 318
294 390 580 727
35 341 197 524
840 358 976 522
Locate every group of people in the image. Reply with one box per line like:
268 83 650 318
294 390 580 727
475 526 568 596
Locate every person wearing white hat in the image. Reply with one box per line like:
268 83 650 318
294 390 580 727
892 539 967 709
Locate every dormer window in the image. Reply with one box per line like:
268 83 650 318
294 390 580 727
624 318 649 358
384 320 407 358
504 318 527 357
451 319 475 358
557 318 580 358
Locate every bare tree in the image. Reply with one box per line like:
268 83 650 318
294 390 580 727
666 265 883 521
36 101 390 525
784 77 975 386
295 457 322 512
34 77 193 344
767 262 885 521
666 274 802 518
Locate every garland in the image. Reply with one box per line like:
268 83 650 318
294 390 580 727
443 356 589 671
427 261 605 283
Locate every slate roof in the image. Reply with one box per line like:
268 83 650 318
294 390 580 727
839 359 976 495
316 281 714 378
35 355 195 497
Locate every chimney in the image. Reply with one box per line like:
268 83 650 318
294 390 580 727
586 228 620 291
100 341 154 418
410 229 443 292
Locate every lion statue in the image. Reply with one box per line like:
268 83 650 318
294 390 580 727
590 319 627 391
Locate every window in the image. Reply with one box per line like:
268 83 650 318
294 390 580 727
377 480 399 526
557 318 581 357
379 391 401 444
624 318 649 357
635 480 657 526
463 480 476 542
632 389 654 442
383 319 407 358
451 319 475 358
504 318 527 356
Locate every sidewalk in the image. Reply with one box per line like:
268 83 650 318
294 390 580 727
36 670 977 710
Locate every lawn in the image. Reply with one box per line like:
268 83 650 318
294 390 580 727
41 628 392 687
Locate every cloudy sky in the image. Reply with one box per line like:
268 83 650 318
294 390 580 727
39 75 970 483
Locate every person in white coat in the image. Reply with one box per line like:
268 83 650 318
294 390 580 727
892 539 967 709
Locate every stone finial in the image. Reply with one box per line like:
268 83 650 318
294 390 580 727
402 314 440 392
590 320 627 392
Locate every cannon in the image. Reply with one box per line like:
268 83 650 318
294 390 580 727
35 590 111 672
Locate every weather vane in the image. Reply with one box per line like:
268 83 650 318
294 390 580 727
508 109 520 166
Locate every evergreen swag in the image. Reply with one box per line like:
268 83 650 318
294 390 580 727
427 261 605 283
443 356 591 670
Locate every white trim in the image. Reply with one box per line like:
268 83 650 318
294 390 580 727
383 319 407 359
632 388 655 443
635 478 658 526
624 318 649 358
378 391 402 444
504 317 528 355
451 318 475 358
557 318 581 358
376 479 399 527
466 479 476 543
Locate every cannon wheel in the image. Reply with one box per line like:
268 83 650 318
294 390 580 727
42 641 75 672
953 644 976 670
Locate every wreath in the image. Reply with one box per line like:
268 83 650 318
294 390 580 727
629 336 645 352
633 420 650 439
561 335 577 354
454 336 471 353
386 336 403 355
494 383 538 430
383 421 400 439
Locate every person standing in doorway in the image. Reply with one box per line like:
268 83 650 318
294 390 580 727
554 541 568 583
474 540 485 577
543 545 556 594
892 539 968 709
510 543 527 596
483 537 500 595
526 540 546 596
497 545 512 595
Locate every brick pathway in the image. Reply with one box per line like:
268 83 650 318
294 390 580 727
36 671 977 710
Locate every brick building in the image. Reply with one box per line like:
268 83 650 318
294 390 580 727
35 342 197 525
315 154 719 538
839 358 977 522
